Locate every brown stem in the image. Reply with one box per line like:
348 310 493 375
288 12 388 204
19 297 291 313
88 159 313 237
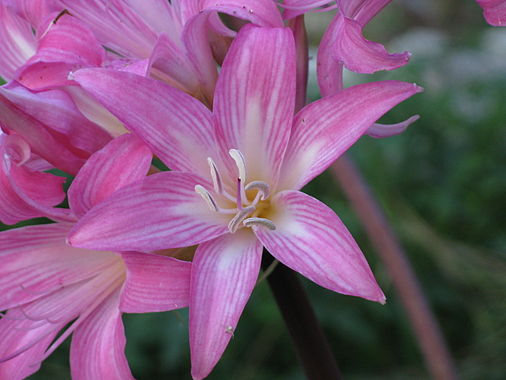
262 252 342 380
330 155 458 380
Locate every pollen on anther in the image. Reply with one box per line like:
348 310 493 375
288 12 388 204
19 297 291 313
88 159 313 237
207 157 223 194
195 185 218 212
243 217 276 230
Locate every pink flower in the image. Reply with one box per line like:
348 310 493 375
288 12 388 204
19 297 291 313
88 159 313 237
0 0 284 147
0 5 115 166
477 0 506 26
67 25 422 378
316 0 410 95
0 134 191 379
55 0 283 104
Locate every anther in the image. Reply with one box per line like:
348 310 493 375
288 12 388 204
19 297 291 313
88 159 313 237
228 206 255 233
195 185 218 212
229 149 246 182
243 217 276 230
207 157 223 194
245 181 271 200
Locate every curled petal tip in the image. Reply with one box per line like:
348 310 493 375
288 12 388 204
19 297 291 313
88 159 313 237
367 114 420 139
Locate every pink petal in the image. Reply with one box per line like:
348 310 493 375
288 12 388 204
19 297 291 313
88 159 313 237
68 171 229 252
69 134 152 218
0 167 41 225
148 33 201 95
70 291 134 380
0 309 62 379
0 82 111 155
59 0 161 58
18 14 104 90
116 0 183 38
0 87 86 175
366 115 420 139
190 230 263 380
277 80 423 191
0 5 36 81
72 68 217 178
181 12 219 106
0 223 119 310
324 13 410 75
0 158 67 225
214 25 296 186
120 251 191 313
2 0 61 30
317 13 344 96
337 0 391 26
255 190 385 302
281 0 338 19
0 264 123 377
109 57 150 76
199 0 283 27
64 86 128 138
477 0 506 26
0 133 66 224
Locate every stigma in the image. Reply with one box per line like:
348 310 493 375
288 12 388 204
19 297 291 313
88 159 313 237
195 149 276 233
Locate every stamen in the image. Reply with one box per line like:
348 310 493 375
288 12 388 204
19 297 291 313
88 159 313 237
243 217 276 230
195 185 218 212
207 157 223 194
228 206 255 233
245 181 271 200
229 149 246 182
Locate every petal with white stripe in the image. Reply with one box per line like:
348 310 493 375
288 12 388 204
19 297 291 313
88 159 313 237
214 25 295 186
68 171 229 252
277 80 422 191
189 230 262 380
255 190 385 302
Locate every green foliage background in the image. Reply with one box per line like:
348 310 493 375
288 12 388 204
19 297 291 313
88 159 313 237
1 1 504 379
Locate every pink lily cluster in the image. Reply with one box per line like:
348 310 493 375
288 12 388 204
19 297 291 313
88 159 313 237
8 0 501 378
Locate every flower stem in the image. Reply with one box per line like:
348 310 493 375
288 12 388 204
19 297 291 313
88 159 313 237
262 252 342 380
330 155 458 380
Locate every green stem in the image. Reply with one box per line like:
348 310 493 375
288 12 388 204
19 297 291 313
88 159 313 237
262 252 342 380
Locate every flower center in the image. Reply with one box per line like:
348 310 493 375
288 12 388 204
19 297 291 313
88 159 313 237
195 149 276 233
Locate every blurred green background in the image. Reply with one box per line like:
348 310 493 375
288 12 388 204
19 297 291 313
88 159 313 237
1 1 504 379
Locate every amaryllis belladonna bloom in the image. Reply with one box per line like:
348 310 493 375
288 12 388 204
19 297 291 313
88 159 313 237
67 25 422 379
0 134 191 380
50 0 284 104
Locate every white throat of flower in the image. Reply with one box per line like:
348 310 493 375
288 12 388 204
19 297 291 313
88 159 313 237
195 149 276 233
